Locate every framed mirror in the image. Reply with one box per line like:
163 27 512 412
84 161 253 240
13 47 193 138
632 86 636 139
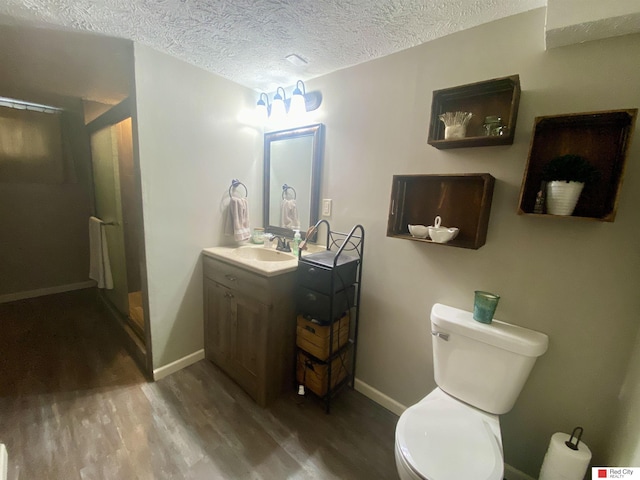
263 123 324 239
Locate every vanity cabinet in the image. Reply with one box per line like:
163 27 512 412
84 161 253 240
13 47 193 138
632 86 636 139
203 255 296 406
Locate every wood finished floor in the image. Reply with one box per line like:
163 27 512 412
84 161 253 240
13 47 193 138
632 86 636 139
0 289 399 480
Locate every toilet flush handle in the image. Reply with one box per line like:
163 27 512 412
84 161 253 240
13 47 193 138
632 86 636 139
431 331 450 341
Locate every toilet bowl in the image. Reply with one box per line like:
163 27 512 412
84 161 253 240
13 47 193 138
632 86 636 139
395 303 549 480
395 388 503 480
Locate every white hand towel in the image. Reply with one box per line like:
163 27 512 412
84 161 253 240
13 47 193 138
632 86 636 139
281 199 300 230
89 216 114 289
226 197 251 242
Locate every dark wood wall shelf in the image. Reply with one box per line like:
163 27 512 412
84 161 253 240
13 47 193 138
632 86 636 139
428 75 521 149
517 109 637 222
387 174 495 250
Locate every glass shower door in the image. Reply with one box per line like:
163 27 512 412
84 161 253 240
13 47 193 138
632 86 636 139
90 122 129 317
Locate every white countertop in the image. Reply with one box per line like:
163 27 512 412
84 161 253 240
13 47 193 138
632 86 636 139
202 243 325 277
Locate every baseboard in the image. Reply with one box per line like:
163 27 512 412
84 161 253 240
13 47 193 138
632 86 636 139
153 349 205 381
504 463 536 480
0 281 96 304
0 444 7 480
354 378 407 416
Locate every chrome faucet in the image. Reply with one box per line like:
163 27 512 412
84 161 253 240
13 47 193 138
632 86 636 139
273 236 291 252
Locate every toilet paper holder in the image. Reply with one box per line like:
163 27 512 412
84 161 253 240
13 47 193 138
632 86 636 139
565 426 584 451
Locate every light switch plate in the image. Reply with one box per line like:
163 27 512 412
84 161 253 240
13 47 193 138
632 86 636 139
322 199 332 216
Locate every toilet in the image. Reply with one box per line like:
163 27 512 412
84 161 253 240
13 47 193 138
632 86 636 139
395 303 549 480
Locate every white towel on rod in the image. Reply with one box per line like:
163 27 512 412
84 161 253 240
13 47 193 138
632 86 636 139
281 199 300 230
89 216 114 289
225 197 251 242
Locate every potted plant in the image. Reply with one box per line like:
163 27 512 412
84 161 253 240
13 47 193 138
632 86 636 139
541 154 600 216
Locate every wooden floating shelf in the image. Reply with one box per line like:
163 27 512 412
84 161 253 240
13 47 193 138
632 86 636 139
387 174 495 250
517 109 637 222
428 75 521 149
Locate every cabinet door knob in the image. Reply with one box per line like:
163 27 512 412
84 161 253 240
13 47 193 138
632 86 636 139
225 292 234 299
305 293 316 302
307 267 316 275
225 274 237 282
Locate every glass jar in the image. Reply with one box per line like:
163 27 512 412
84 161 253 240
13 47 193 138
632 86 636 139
251 227 265 244
483 116 503 136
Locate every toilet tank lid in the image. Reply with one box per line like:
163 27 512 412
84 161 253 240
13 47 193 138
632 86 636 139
431 303 549 357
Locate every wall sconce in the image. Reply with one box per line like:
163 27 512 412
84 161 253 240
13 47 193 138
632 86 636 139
255 80 322 123
289 80 306 117
255 93 270 123
270 87 287 121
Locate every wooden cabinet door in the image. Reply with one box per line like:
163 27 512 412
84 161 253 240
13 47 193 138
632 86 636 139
229 290 269 403
204 279 234 373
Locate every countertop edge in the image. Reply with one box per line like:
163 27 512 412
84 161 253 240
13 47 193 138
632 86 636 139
202 247 298 277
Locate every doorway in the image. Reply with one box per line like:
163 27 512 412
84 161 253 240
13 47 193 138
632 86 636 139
88 102 150 373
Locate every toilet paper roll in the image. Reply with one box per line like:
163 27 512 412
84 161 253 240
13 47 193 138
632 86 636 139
539 432 592 480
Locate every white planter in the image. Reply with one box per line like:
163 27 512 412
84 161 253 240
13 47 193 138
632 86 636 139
546 181 584 216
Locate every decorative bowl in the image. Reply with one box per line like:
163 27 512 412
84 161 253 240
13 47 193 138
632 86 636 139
427 216 459 244
408 224 429 239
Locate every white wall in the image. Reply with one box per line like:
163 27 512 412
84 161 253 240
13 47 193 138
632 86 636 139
546 0 640 48
607 327 640 466
133 44 262 371
307 8 640 476
547 0 640 29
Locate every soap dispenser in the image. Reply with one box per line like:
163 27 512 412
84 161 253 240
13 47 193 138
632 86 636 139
292 230 301 257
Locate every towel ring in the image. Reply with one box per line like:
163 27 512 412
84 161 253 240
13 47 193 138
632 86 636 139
229 179 248 198
282 184 297 200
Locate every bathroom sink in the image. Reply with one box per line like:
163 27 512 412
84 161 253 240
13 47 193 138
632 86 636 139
202 245 299 277
233 247 294 262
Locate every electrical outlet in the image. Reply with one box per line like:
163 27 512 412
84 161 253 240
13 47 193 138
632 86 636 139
322 199 332 216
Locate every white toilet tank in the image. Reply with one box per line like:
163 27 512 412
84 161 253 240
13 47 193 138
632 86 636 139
431 303 548 415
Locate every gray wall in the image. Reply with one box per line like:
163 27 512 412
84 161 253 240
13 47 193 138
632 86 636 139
0 99 94 298
132 44 262 372
305 8 640 476
0 26 133 301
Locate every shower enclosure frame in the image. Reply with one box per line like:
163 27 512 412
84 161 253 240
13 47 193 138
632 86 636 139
87 97 152 378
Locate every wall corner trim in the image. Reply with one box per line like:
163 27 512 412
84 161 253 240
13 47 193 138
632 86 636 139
153 349 205 381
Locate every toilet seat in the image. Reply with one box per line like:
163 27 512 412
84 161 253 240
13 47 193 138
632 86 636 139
396 389 503 480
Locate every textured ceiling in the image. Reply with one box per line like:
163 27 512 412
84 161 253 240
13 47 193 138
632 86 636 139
0 0 545 93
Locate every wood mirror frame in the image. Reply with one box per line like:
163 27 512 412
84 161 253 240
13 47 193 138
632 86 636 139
263 123 324 239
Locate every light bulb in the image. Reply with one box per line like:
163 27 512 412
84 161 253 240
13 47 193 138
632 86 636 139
289 80 307 117
270 87 287 121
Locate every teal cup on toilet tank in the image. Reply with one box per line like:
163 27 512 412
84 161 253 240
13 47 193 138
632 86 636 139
473 291 500 324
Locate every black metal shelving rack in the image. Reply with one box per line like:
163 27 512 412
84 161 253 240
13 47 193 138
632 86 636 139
295 220 364 413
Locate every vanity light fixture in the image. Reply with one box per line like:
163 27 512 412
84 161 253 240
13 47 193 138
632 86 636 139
270 87 287 121
255 80 322 123
289 80 307 117
255 93 270 123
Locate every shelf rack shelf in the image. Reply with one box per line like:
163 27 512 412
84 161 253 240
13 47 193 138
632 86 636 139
295 220 364 413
